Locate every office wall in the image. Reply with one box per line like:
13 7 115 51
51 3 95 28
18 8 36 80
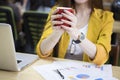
103 0 114 10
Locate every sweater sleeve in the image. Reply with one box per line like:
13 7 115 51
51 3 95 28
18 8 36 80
89 11 114 65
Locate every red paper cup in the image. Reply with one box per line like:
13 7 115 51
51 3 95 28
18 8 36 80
55 7 74 27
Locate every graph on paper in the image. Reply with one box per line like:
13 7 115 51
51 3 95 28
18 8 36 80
33 60 117 80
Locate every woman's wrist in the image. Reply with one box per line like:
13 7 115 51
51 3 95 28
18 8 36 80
73 32 85 44
72 30 81 40
53 29 64 36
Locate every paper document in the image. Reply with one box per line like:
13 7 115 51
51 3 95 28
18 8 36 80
33 60 118 80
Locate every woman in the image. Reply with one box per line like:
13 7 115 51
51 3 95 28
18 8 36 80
14 0 28 14
36 0 114 65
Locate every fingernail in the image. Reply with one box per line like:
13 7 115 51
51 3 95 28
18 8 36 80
64 10 67 12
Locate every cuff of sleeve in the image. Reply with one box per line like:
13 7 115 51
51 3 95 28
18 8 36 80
88 44 108 66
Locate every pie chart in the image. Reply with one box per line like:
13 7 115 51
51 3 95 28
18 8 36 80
76 74 90 79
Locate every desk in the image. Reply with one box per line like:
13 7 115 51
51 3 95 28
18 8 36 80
0 58 120 80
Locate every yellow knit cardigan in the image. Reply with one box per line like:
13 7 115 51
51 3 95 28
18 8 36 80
36 6 114 65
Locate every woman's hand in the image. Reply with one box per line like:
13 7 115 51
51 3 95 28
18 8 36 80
61 10 80 40
51 9 65 34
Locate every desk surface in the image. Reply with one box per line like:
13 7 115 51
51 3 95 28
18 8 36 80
0 58 120 80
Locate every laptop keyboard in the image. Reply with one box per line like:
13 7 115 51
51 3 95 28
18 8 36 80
17 60 22 64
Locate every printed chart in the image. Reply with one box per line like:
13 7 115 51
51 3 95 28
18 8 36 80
33 60 117 80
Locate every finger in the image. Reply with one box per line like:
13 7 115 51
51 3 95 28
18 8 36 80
51 14 62 21
61 13 73 22
61 25 71 31
52 21 63 26
61 19 72 26
53 26 61 29
64 9 74 16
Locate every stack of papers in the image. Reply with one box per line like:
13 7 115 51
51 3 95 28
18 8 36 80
33 60 118 80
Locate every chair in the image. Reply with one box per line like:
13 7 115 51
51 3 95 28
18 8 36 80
23 11 48 53
0 6 18 41
108 33 120 66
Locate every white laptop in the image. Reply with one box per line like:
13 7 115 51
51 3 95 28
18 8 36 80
0 23 39 71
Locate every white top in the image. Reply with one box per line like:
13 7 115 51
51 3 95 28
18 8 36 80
65 24 88 60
